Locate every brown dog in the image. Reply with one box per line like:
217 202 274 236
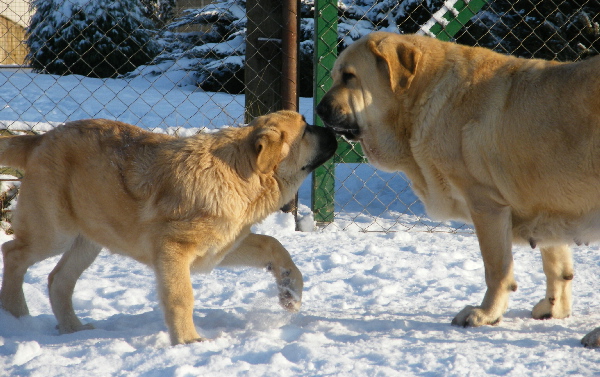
0 110 337 345
317 31 600 347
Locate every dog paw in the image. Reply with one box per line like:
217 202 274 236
0 297 30 318
182 337 207 345
451 305 501 327
532 297 571 320
274 268 302 312
57 322 95 335
277 273 301 312
582 327 600 348
278 287 301 312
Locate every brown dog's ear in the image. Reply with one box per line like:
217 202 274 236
254 129 285 174
368 37 421 92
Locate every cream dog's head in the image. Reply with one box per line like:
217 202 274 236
316 32 422 171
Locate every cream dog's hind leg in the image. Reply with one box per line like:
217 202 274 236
532 244 573 320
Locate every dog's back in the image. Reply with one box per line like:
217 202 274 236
0 133 43 170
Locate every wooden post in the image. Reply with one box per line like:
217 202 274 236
281 0 299 112
281 0 300 221
246 0 301 222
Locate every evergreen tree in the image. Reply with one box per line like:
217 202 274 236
26 0 160 78
141 0 177 27
456 0 600 61
155 0 445 95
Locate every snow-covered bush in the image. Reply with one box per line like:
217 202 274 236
26 0 160 78
141 0 177 27
141 0 444 95
133 0 599 95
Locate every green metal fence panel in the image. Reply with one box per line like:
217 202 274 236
419 0 490 41
311 0 338 223
312 0 490 223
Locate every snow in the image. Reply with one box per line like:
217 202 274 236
1 70 600 376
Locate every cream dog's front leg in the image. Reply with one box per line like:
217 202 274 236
452 200 516 327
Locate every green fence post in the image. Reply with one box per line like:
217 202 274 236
312 0 338 224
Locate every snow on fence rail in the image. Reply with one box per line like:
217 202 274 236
0 0 598 233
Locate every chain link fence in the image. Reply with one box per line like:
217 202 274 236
0 0 598 234
313 0 600 233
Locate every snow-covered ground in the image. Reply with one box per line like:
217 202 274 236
1 70 600 376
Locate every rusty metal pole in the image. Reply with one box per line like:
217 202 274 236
281 0 298 112
281 0 300 226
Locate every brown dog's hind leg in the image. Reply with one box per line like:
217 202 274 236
49 236 102 334
532 244 573 320
1 228 77 317
0 239 35 317
218 233 303 313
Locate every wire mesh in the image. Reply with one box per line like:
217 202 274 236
313 0 600 233
0 0 598 233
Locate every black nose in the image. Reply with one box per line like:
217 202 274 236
316 100 329 121
316 125 338 155
306 123 336 142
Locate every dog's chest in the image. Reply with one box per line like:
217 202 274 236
407 156 472 223
417 182 471 223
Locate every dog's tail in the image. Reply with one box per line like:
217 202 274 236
0 134 43 170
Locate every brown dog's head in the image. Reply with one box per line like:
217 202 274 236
315 32 422 170
249 110 337 201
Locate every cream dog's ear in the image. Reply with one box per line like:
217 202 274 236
254 128 286 174
368 37 421 92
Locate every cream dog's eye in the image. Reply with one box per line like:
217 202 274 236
342 72 355 83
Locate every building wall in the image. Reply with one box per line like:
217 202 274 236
0 0 32 65
0 15 26 65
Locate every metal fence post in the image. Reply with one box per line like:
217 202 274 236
282 0 300 223
312 0 337 224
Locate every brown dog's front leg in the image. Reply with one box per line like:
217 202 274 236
155 242 204 345
218 233 303 312
452 200 516 327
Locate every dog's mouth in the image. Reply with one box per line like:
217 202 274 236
327 125 361 141
300 126 338 172
315 102 361 141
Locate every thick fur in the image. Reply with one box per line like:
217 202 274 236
0 110 337 345
317 31 600 347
